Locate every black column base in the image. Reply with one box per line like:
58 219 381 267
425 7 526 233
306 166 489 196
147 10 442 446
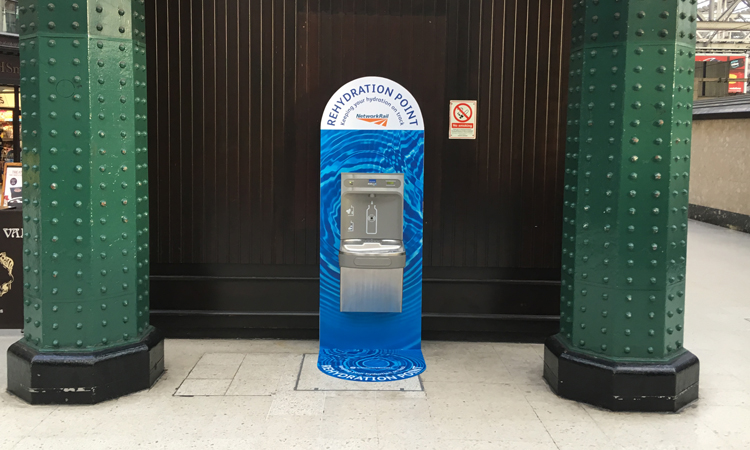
6 327 164 405
543 334 699 412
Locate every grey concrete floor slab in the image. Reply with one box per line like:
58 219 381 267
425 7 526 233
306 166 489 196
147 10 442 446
0 220 748 449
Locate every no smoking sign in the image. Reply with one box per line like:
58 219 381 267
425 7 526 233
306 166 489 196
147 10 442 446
449 100 477 139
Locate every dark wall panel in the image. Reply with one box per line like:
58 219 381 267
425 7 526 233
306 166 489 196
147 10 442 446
146 0 571 340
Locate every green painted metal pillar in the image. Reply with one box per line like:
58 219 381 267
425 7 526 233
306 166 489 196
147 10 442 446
6 0 163 404
543 0 700 411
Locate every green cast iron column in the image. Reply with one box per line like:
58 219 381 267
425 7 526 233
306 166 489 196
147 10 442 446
7 0 163 404
544 0 700 411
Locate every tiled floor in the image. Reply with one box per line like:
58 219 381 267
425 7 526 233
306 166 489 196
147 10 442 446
0 220 749 449
173 352 422 397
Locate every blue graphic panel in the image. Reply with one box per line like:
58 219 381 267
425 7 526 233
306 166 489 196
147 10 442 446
319 129 425 381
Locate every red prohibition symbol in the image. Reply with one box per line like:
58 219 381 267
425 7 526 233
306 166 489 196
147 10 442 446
453 103 473 123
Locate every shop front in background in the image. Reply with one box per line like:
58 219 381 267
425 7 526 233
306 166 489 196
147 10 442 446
0 85 19 162
0 0 19 170
0 51 19 202
0 46 19 329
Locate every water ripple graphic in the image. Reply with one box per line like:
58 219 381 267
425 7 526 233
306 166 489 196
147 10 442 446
318 348 426 381
319 128 425 382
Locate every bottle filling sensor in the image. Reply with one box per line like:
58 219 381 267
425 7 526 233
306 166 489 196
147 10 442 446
339 173 405 313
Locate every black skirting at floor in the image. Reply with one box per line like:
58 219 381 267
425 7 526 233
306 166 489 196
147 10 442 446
543 334 700 412
6 327 164 405
689 204 750 234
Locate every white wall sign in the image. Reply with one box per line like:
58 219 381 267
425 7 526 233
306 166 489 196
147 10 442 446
449 100 477 139
2 165 22 207
321 76 424 131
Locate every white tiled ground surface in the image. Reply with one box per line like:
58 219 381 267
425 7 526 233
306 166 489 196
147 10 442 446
0 220 748 449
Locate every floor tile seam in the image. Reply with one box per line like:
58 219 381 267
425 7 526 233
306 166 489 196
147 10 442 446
293 353 308 392
643 422 734 446
684 418 750 444
219 350 316 355
271 355 304 393
526 393 563 450
174 378 233 397
6 434 32 450
184 376 236 380
421 380 528 396
416 374 426 392
580 412 669 442
219 393 275 398
227 353 247 385
181 354 207 382
422 404 496 425
190 360 246 369
21 405 62 444
239 353 306 365
496 358 545 369
149 368 189 387
173 394 229 398
373 410 432 437
421 379 519 385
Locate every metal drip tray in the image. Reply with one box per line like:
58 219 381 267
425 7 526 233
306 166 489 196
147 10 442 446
341 239 404 254
339 239 405 313
339 239 405 269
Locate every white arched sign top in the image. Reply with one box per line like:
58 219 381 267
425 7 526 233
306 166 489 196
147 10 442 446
321 76 424 131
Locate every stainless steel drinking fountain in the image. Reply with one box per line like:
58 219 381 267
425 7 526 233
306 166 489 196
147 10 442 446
339 173 405 313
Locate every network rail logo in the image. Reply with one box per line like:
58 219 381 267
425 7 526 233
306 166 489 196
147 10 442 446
356 113 389 127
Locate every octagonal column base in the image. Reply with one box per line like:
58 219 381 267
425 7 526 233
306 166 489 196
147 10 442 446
6 327 164 405
543 334 699 412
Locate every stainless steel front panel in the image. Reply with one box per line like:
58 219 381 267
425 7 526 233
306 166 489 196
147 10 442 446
340 173 404 241
340 267 403 313
339 173 405 313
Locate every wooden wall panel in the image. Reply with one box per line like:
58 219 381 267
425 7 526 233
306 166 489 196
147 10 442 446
146 0 572 340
